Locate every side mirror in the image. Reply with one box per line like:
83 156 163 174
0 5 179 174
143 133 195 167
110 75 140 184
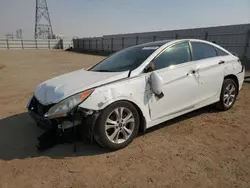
144 63 154 73
144 66 153 73
150 71 164 98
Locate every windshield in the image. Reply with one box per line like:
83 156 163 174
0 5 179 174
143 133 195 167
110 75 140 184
90 46 158 72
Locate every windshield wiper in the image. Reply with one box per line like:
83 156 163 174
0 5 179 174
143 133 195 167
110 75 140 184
94 70 113 72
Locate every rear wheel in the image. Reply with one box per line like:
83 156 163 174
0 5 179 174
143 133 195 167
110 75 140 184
94 101 139 150
217 78 238 111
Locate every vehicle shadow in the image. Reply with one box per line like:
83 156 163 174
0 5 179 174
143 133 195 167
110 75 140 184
140 105 217 136
0 106 217 161
0 112 108 160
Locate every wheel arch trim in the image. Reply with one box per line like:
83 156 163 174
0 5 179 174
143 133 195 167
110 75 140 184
224 74 239 91
97 97 147 132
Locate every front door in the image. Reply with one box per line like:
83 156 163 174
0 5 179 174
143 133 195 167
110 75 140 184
148 42 200 120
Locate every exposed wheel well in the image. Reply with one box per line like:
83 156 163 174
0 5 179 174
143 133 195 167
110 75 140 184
131 102 147 133
224 74 239 92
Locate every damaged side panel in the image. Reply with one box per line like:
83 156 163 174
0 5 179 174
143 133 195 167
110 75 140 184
79 75 152 127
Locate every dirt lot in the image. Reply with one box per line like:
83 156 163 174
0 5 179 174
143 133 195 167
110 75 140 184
0 50 250 188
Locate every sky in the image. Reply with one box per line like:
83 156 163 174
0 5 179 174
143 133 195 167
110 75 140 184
1 0 250 39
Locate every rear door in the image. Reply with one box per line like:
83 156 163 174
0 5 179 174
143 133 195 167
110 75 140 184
190 42 227 102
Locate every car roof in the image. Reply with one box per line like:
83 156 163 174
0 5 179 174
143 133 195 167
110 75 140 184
137 39 220 47
132 39 230 55
136 40 173 48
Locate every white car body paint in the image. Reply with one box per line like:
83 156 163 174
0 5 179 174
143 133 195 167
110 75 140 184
34 39 245 130
79 75 152 123
146 60 200 121
34 69 129 105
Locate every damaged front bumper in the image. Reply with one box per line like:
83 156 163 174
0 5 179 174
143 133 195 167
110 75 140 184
27 96 100 141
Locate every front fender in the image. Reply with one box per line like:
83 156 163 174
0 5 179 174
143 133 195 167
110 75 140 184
78 83 151 123
94 96 143 110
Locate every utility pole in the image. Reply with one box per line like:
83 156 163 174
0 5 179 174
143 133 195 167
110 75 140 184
35 0 54 39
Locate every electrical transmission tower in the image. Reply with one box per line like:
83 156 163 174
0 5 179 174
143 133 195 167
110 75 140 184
35 0 54 39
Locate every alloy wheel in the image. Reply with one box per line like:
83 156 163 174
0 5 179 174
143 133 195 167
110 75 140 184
105 107 135 144
223 83 236 107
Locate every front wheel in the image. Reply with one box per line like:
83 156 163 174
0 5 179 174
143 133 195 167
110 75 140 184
217 78 238 111
94 101 140 150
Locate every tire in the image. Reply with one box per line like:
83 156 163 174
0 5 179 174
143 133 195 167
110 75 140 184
94 101 140 151
217 78 238 111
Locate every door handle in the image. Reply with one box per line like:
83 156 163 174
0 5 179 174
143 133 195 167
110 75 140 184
218 60 225 65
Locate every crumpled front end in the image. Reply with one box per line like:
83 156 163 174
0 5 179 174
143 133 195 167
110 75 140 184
27 96 100 150
27 97 57 129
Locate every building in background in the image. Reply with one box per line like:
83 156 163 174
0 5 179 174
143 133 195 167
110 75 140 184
53 34 65 39
5 33 15 39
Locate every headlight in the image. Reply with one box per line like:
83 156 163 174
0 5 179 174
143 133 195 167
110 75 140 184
44 89 94 119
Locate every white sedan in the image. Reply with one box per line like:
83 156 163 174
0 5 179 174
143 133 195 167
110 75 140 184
27 39 245 150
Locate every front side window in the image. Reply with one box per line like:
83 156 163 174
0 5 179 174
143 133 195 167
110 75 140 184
154 42 191 70
191 42 217 60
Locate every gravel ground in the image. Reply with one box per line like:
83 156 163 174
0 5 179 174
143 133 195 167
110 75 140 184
0 50 249 188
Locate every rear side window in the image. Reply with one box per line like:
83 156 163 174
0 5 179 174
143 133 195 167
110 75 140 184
191 42 217 60
215 47 228 56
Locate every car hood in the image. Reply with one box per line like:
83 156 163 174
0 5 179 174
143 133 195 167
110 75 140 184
34 69 129 105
